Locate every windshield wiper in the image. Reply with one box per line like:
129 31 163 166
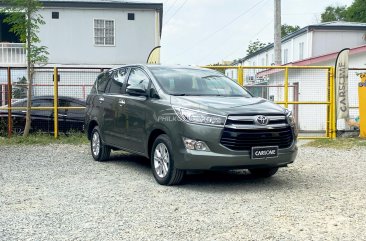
171 94 187 96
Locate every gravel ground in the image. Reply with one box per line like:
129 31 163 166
1 142 366 241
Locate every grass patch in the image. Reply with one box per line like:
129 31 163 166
0 132 88 146
305 137 366 149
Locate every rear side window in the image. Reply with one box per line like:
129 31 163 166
32 99 53 107
107 68 128 94
59 99 84 107
90 84 97 94
96 73 110 94
13 100 27 107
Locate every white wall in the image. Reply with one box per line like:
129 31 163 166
243 32 309 66
266 69 328 132
312 30 366 57
38 8 158 65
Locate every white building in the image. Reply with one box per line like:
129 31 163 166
240 21 366 67
0 0 163 106
227 22 366 134
0 0 163 67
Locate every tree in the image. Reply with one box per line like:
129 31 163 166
246 40 268 55
281 24 300 38
321 5 347 22
320 1 366 23
346 0 366 23
1 0 48 136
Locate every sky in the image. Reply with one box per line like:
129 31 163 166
140 0 354 65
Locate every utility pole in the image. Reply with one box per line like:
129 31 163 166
274 0 282 65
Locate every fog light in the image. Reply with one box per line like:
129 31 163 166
183 137 210 151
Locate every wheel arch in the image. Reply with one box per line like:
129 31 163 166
87 119 99 140
147 128 167 158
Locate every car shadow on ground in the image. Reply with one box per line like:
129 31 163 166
103 151 301 191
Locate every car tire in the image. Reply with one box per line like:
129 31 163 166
12 127 24 135
249 167 279 178
151 134 185 186
90 126 111 162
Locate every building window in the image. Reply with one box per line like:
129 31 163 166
283 49 288 64
52 12 59 19
94 19 115 46
299 42 304 60
128 13 135 20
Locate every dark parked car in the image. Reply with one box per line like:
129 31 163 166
85 65 298 185
0 96 85 134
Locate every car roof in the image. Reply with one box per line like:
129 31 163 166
108 64 211 72
16 96 85 103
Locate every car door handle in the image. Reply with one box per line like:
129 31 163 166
99 97 105 102
118 99 125 105
58 114 67 117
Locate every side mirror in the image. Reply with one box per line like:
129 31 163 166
150 88 160 99
126 86 147 96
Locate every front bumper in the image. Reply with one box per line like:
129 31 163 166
175 145 297 170
171 122 298 170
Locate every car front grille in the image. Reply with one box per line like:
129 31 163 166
220 115 294 151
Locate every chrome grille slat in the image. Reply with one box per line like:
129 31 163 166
224 123 288 130
220 114 293 151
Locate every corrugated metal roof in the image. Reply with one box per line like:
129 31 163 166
314 21 366 27
38 0 163 9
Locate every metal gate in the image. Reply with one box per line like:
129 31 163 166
204 65 336 139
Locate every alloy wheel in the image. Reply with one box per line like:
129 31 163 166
153 143 170 178
92 131 100 157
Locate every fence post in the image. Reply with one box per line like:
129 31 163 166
82 85 86 100
358 75 366 138
237 66 243 86
326 68 331 138
7 67 12 138
330 67 336 139
284 67 289 108
53 67 59 139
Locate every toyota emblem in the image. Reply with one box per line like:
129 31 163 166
256 115 269 125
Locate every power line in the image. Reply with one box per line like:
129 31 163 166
222 19 273 61
195 0 270 64
165 0 179 15
164 0 189 25
171 0 267 60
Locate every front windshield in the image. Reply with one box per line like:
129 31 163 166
149 67 252 97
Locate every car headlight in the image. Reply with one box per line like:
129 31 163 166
285 109 295 125
173 107 226 126
183 137 210 151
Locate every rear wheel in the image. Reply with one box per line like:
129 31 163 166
151 134 185 185
91 126 110 162
249 167 279 178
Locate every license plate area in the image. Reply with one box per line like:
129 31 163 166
251 146 279 159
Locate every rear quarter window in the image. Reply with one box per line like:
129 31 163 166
96 73 110 94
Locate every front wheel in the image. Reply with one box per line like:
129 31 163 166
151 134 185 185
91 126 111 162
249 167 279 178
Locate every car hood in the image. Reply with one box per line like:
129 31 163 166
170 96 285 116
